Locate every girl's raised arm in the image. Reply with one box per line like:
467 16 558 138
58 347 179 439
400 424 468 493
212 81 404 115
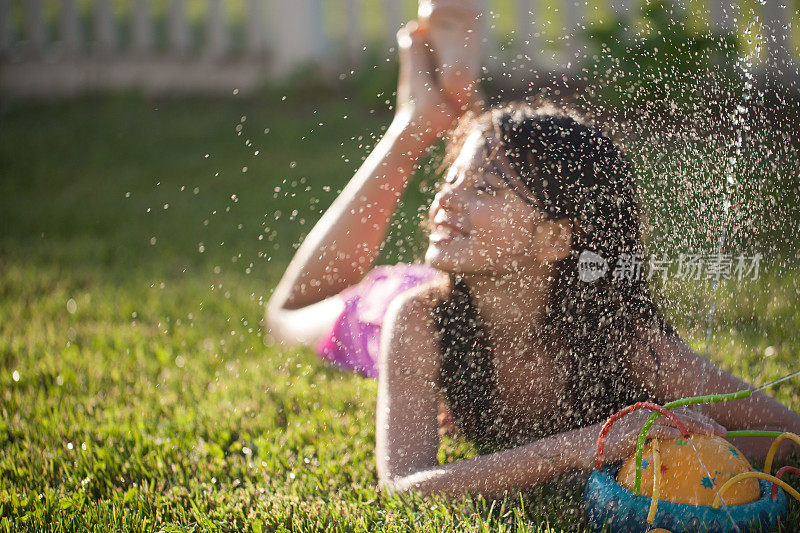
266 22 462 344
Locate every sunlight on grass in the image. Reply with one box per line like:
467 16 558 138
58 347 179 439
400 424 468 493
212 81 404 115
1 92 799 531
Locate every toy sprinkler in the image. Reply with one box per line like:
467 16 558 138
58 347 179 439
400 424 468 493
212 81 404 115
583 370 800 533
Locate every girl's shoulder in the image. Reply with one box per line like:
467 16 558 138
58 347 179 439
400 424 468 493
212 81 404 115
383 265 450 322
380 268 449 376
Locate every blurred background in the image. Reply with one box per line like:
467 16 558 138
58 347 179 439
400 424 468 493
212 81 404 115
2 1 800 530
2 0 800 97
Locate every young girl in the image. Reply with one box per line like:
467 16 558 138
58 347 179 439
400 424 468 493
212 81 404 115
266 3 800 500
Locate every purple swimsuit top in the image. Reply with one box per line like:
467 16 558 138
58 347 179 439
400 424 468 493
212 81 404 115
315 263 440 378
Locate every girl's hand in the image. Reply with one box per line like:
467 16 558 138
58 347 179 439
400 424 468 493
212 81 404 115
598 407 728 466
418 0 481 110
393 21 458 146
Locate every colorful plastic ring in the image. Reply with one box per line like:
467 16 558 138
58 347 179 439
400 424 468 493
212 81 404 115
583 465 788 533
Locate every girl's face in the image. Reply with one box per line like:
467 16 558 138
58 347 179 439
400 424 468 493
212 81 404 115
425 130 555 274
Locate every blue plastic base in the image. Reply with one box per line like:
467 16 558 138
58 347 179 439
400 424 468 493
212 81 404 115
583 465 788 533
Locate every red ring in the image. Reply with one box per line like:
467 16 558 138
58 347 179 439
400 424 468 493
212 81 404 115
595 402 691 471
771 466 800 499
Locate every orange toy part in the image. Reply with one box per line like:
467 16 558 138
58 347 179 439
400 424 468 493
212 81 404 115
617 435 760 506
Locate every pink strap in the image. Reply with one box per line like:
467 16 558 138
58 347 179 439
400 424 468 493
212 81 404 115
315 264 439 378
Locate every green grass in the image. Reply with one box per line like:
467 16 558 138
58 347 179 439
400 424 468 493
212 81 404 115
1 90 800 532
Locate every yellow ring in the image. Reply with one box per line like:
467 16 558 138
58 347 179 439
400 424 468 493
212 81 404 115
764 432 800 475
712 472 800 508
647 438 661 524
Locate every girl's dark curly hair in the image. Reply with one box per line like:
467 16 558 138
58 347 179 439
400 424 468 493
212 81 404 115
434 102 674 452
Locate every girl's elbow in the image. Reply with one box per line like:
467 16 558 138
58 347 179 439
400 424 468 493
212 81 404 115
377 476 398 497
264 303 291 344
378 476 421 499
378 470 443 499
264 281 296 338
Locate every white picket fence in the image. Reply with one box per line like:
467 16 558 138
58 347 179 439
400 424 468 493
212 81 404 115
1 0 798 99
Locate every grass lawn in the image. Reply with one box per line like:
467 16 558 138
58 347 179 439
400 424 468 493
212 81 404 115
1 90 800 532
